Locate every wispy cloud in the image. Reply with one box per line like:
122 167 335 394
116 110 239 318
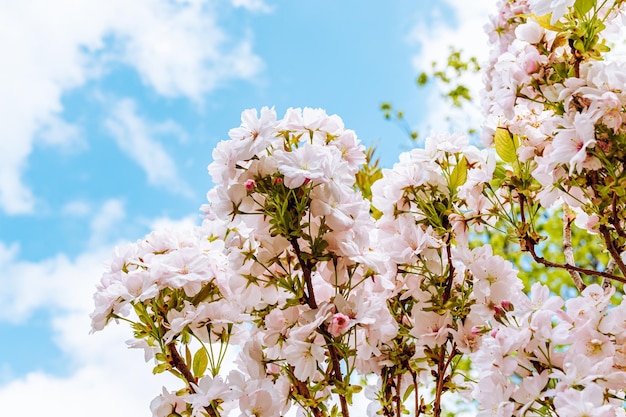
105 98 193 197
0 0 263 215
0 204 198 415
231 0 274 13
0 199 127 323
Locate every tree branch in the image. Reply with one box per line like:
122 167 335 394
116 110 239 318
524 236 626 284
288 366 324 417
289 237 318 309
167 342 218 417
562 206 586 291
599 225 626 277
611 192 626 238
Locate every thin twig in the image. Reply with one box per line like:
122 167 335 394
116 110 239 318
413 372 420 417
289 237 318 309
611 192 626 238
396 374 402 417
288 366 324 417
433 347 447 417
290 237 347 416
599 225 626 277
562 206 586 291
525 237 626 284
320 327 350 417
167 342 218 417
602 258 616 289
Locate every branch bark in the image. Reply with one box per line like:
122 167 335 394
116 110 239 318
525 236 626 284
167 342 219 417
562 206 586 291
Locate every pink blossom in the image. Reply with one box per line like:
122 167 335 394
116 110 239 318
283 339 326 381
328 313 351 337
244 179 255 191
273 143 328 188
150 387 188 417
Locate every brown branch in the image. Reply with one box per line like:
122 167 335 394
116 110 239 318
603 259 616 289
289 237 348 416
611 192 626 238
412 372 420 417
599 225 626 277
289 237 317 309
433 346 447 417
319 326 350 417
381 369 395 417
167 342 219 417
562 206 586 291
525 237 626 284
168 342 197 387
289 366 324 417
396 374 402 417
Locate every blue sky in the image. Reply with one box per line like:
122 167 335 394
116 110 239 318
0 0 493 415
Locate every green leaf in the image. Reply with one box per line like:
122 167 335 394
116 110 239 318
494 127 518 163
449 156 468 190
152 362 170 375
574 0 594 17
417 72 429 86
192 347 208 378
185 345 192 368
534 14 561 31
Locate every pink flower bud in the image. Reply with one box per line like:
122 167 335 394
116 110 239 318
471 325 484 336
493 305 505 321
244 179 256 191
328 313 351 337
273 177 283 185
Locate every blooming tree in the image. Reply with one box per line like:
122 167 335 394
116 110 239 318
92 0 626 416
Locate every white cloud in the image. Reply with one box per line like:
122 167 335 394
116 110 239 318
148 214 199 232
0 206 198 416
408 1 497 136
62 200 92 217
0 0 263 215
88 199 127 248
231 0 274 13
105 98 194 197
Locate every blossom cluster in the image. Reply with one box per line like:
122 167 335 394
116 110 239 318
483 0 626 217
91 1 626 416
473 283 626 417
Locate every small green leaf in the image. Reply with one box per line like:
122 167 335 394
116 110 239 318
192 347 209 378
417 72 429 86
573 38 585 52
152 362 170 375
574 0 594 17
534 14 561 31
449 156 468 190
185 345 192 368
402 383 416 402
494 127 518 163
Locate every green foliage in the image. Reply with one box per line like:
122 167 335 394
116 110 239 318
355 146 383 202
381 48 480 142
421 48 480 108
494 128 519 164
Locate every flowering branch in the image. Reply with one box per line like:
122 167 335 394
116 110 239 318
289 236 317 310
524 233 626 284
90 2 626 417
167 343 219 417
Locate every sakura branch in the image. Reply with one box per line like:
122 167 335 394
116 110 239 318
91 0 626 416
